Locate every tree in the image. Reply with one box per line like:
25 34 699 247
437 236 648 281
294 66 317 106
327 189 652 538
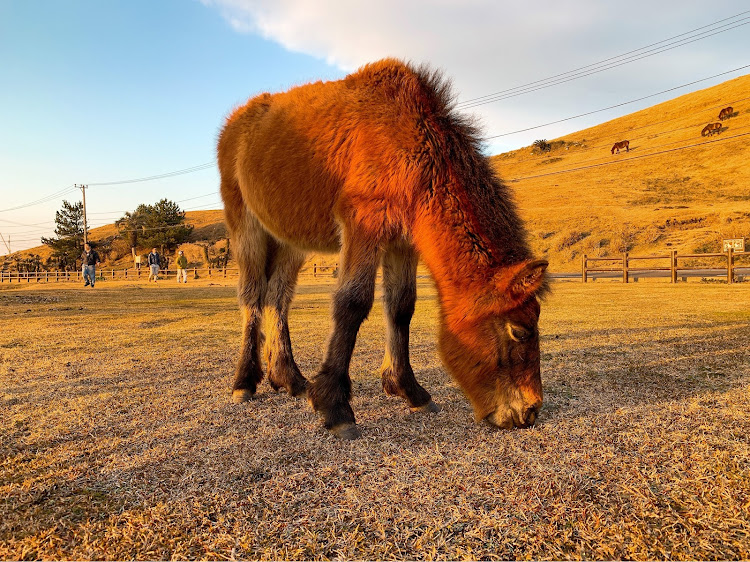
115 207 147 249
41 200 86 270
116 198 192 253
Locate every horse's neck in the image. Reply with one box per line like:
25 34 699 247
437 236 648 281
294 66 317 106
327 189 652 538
410 178 530 321
411 197 496 320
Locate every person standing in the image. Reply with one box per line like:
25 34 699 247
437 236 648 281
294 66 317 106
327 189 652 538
148 248 161 282
81 243 100 287
176 250 188 283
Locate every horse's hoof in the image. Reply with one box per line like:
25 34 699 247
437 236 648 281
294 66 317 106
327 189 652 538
232 389 255 403
330 423 361 440
291 387 309 400
411 400 440 413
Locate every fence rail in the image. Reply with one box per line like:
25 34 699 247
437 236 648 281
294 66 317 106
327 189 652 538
582 249 749 284
0 264 339 284
3 252 748 285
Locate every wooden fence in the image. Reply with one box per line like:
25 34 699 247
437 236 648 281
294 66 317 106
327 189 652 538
0 264 339 284
582 249 748 284
4 252 748 285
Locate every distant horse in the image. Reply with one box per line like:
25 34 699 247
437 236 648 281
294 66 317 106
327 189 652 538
611 140 630 154
218 59 549 439
701 122 722 136
718 106 733 120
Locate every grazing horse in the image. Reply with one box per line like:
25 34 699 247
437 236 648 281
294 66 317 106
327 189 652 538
718 106 733 120
702 122 722 136
611 140 629 154
218 59 549 439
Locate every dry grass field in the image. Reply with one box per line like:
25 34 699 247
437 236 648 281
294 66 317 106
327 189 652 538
1 278 749 560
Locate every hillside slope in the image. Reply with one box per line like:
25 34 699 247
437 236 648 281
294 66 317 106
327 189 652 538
491 74 750 270
7 75 749 273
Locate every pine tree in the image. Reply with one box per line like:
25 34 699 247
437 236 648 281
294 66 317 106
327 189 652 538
115 206 149 249
116 199 192 253
41 200 86 270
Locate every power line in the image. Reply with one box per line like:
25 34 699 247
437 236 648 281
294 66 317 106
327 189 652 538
0 218 56 228
483 64 750 140
496 94 750 166
0 185 78 213
506 130 750 182
86 192 218 216
87 162 215 187
460 20 750 110
457 12 750 109
507 122 750 176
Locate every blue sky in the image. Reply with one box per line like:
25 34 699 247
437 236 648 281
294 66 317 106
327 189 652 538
1 0 748 253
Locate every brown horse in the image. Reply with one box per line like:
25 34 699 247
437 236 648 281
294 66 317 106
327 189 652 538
611 140 629 154
718 106 733 120
702 122 722 136
218 59 549 439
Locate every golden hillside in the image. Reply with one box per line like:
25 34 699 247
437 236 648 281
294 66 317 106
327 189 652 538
491 74 750 271
7 74 749 272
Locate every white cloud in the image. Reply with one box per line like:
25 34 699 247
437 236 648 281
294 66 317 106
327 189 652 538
204 0 750 152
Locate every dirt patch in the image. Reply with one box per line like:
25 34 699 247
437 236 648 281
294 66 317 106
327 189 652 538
0 294 60 305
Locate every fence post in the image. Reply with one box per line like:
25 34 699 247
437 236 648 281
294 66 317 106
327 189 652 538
622 252 629 283
194 267 197 279
670 250 677 283
582 254 588 283
727 247 734 285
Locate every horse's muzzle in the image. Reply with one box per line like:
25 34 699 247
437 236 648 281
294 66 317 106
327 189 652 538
485 402 540 429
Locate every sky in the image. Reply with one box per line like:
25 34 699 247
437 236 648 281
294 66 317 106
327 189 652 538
1 0 749 254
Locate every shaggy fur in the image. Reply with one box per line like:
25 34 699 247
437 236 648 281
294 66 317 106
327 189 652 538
718 106 733 120
702 122 722 136
218 59 548 438
611 140 630 154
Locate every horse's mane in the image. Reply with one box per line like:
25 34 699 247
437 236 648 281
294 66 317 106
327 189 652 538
348 59 532 268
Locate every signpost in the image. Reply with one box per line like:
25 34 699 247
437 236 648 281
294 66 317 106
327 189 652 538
723 238 745 252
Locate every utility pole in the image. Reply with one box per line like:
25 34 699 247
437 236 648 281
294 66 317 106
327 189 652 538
0 232 10 255
78 184 89 245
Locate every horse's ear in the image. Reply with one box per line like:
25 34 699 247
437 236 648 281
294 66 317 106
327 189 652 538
508 259 548 301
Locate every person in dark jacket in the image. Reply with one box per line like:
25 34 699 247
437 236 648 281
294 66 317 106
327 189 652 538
148 248 160 282
81 243 100 287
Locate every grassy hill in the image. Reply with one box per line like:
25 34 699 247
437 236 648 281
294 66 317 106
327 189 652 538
7 74 749 273
491 73 750 270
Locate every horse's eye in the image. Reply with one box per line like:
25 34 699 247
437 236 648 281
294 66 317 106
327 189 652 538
508 324 532 342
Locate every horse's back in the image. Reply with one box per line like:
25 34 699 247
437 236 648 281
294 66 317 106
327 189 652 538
218 60 432 253
218 83 351 252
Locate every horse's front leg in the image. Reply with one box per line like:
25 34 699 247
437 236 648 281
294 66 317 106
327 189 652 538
380 241 439 413
308 231 380 439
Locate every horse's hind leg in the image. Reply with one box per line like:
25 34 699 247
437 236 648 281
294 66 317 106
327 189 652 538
380 241 439 413
231 212 269 403
262 240 308 397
